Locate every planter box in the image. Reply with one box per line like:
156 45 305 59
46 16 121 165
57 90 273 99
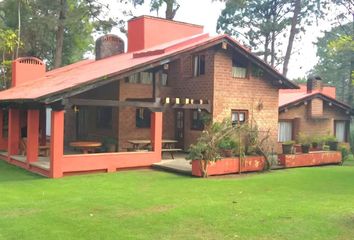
278 151 341 168
192 156 265 177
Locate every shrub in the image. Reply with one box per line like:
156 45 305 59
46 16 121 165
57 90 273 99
218 137 237 150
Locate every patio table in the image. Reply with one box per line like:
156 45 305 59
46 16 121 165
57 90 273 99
127 139 178 150
69 141 102 154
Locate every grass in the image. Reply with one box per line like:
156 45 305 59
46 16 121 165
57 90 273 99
0 160 354 240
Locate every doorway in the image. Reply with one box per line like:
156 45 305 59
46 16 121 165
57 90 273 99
175 109 184 148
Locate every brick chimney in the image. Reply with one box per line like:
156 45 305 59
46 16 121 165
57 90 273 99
11 57 46 87
307 76 323 93
95 34 125 60
127 15 204 52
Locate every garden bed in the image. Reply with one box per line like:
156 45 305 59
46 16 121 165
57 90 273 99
192 156 265 177
278 151 342 168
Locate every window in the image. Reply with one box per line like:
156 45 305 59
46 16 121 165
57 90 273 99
136 108 151 128
96 107 112 129
231 110 248 126
161 73 168 86
191 110 204 130
126 72 153 84
335 120 348 142
232 59 248 78
278 121 293 142
193 55 205 77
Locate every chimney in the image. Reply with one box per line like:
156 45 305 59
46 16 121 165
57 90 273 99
307 76 323 93
11 57 46 87
127 15 204 52
95 34 125 60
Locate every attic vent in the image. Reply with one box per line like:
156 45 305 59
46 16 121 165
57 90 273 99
18 57 44 65
95 34 125 60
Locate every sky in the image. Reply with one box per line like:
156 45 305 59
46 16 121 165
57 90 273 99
101 0 348 80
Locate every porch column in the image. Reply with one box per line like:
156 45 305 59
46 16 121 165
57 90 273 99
50 110 64 178
8 108 20 157
27 109 40 165
151 111 163 157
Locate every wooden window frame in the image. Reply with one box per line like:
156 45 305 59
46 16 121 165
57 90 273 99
193 54 206 77
231 110 248 126
136 108 151 128
334 120 350 142
191 109 204 131
232 59 249 79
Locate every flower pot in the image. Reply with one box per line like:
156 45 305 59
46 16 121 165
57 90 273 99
282 144 293 154
301 144 310 153
222 149 233 157
328 141 338 151
312 142 318 149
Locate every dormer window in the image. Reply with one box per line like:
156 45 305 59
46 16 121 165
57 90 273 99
232 59 248 78
193 55 205 77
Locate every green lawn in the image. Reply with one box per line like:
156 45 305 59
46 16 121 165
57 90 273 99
0 160 354 240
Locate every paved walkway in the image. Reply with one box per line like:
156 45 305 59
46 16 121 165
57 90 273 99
153 153 192 175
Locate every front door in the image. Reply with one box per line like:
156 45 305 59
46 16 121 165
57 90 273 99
175 110 184 148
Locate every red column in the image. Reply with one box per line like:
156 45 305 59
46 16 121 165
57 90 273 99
27 109 39 165
8 108 20 157
50 110 64 178
151 112 162 156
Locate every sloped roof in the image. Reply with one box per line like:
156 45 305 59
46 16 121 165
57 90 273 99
0 33 298 104
279 87 351 111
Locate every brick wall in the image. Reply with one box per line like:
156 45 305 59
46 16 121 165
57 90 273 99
213 50 280 149
279 101 350 141
310 98 323 117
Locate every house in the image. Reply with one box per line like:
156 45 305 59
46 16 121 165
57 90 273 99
278 76 352 146
0 15 297 178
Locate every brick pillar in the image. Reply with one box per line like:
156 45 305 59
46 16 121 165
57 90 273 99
27 110 39 165
151 112 162 157
50 110 64 178
8 108 20 157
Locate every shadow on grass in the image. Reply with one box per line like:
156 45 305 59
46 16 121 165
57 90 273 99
0 160 44 183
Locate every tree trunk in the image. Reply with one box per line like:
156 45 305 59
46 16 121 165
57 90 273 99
53 0 66 69
282 0 301 76
270 30 275 67
165 0 179 20
16 0 21 58
264 34 269 63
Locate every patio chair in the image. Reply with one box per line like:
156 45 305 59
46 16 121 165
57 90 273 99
19 138 50 157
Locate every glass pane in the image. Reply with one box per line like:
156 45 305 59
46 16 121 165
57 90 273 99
278 122 292 142
232 67 247 78
231 112 238 122
335 121 346 142
239 113 245 122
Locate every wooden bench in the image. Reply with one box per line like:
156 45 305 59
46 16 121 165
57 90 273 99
162 148 182 159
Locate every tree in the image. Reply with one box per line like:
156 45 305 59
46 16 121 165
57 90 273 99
1 0 117 69
311 23 353 105
217 0 326 76
131 0 180 20
0 29 22 88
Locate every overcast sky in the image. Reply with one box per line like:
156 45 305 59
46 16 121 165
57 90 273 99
102 0 348 80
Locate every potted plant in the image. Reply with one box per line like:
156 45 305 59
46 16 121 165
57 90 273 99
103 136 117 152
311 136 320 150
282 141 295 154
298 133 311 153
218 137 237 157
326 136 339 151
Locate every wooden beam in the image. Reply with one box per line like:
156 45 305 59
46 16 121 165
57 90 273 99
65 98 165 109
173 104 211 112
